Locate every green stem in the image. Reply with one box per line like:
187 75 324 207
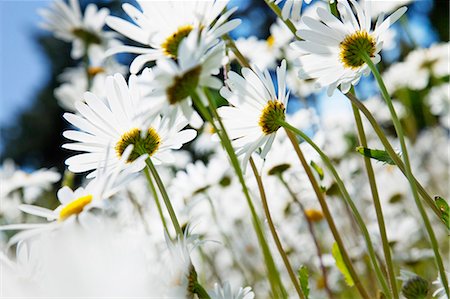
249 159 305 299
223 35 251 68
192 89 287 298
281 121 390 297
284 128 370 299
144 157 183 237
143 167 170 237
277 174 334 299
344 92 443 222
361 53 449 298
194 282 212 299
264 0 299 39
350 98 399 299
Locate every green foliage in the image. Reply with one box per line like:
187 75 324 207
356 146 396 165
435 196 449 228
297 266 310 298
332 243 354 287
310 160 324 180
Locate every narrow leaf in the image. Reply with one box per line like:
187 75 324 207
435 196 449 228
298 265 310 298
310 160 324 180
355 146 396 165
331 243 354 286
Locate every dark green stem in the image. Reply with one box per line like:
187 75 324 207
143 167 170 236
264 0 299 39
361 53 449 298
284 128 370 299
192 89 287 298
249 159 305 299
344 92 443 222
277 174 334 299
281 121 390 297
144 157 183 237
351 98 399 299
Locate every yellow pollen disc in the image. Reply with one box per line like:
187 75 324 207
71 28 101 45
267 35 275 48
259 100 286 135
161 25 194 58
166 66 202 105
305 209 324 222
115 127 161 162
339 30 376 69
206 122 216 134
87 66 105 77
59 194 93 221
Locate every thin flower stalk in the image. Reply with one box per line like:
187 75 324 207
143 167 170 237
344 92 443 222
280 121 390 297
350 97 399 299
144 157 183 237
284 128 370 299
249 158 305 299
277 173 334 299
264 0 298 39
361 53 449 298
191 89 288 298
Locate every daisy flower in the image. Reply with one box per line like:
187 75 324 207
105 0 240 74
210 282 255 299
62 73 197 178
432 272 450 299
0 150 136 246
218 60 289 170
39 0 120 60
268 0 308 22
55 58 127 112
290 0 407 95
142 30 224 128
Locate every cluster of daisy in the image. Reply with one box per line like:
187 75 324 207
1 0 449 298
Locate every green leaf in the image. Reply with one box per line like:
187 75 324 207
310 160 324 180
331 243 354 286
298 265 310 298
435 196 449 228
355 146 396 165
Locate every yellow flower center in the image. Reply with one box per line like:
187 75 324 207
267 35 275 48
161 25 194 58
166 66 202 104
339 30 376 69
305 209 324 222
115 128 161 162
259 100 286 135
71 28 101 45
87 66 105 77
59 194 93 221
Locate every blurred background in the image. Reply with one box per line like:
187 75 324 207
1 0 448 172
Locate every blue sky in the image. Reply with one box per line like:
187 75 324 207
0 0 50 127
0 0 439 129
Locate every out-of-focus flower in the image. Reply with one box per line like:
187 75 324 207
106 0 240 74
210 282 255 299
218 60 289 170
143 30 224 128
62 74 196 177
432 272 450 299
0 150 136 245
291 0 407 95
1 160 61 204
55 59 127 112
39 0 120 60
268 0 310 22
383 43 450 93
